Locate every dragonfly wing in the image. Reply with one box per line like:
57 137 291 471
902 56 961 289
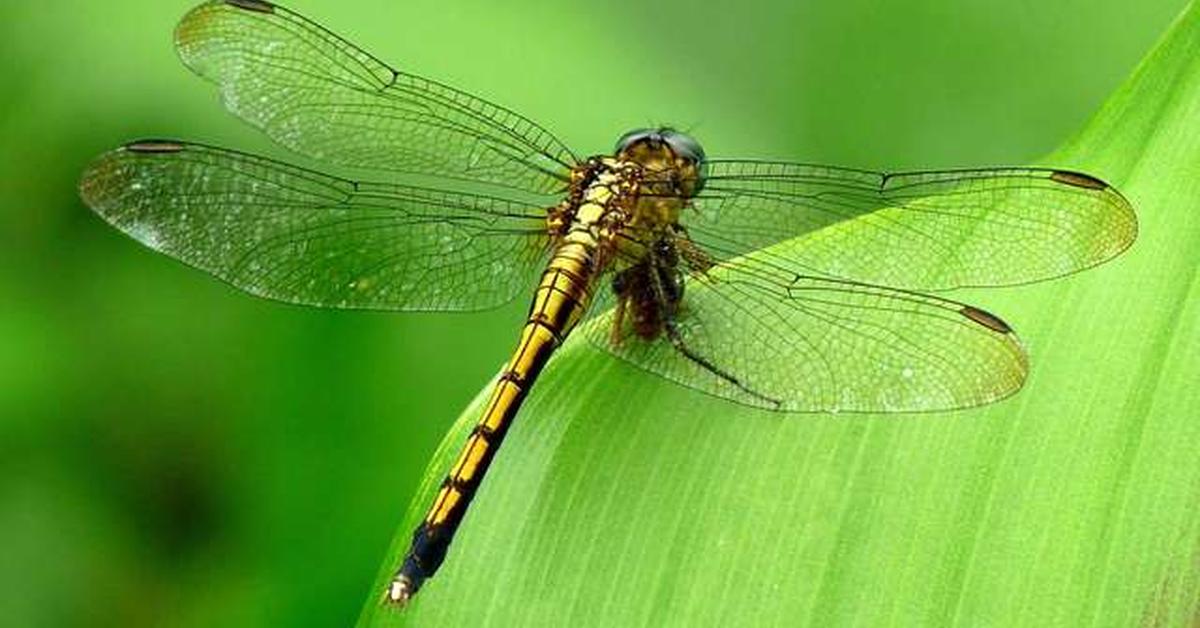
80 141 551 311
582 245 1027 413
689 161 1136 290
175 0 577 194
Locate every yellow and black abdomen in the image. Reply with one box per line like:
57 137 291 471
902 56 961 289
386 238 597 604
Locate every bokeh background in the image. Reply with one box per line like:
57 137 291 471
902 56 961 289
0 0 1186 625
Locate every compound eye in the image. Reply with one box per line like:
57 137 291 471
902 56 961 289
614 128 656 154
661 130 708 195
661 130 706 164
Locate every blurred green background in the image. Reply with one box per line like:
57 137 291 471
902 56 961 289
0 0 1185 626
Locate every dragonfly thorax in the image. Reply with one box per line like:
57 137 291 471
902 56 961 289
552 155 688 281
551 129 707 272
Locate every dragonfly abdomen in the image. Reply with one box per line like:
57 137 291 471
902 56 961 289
386 240 598 605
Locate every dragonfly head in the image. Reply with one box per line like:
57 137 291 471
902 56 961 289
615 127 707 196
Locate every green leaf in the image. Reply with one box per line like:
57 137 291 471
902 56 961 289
362 3 1200 626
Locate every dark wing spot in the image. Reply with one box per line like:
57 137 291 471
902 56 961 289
960 305 1013 334
126 140 186 154
1050 170 1109 190
224 0 276 13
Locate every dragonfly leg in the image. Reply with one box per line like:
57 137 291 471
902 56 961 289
610 296 628 346
646 244 778 406
673 229 716 274
662 318 782 408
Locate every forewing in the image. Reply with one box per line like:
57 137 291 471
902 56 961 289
79 141 551 311
689 161 1136 290
583 246 1027 413
174 0 577 194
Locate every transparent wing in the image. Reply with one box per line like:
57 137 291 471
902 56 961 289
582 241 1027 413
174 0 578 195
79 141 551 311
688 161 1136 290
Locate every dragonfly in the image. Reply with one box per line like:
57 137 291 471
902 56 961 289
79 0 1136 607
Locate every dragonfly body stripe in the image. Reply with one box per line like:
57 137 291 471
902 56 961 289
386 166 624 604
